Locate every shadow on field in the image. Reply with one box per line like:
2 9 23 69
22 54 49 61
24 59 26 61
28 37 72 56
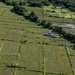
6 65 26 69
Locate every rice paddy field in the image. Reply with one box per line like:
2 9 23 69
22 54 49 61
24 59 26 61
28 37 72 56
0 2 75 75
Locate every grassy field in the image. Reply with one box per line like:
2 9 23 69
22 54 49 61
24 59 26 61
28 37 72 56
0 2 75 75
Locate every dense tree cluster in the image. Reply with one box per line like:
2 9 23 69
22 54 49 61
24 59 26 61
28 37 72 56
1 0 75 11
28 0 49 7
28 0 42 7
13 4 27 15
0 0 26 5
48 0 75 11
1 0 50 6
12 4 38 22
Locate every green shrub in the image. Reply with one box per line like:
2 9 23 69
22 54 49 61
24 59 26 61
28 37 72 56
40 20 46 25
42 0 50 6
20 40 27 44
39 20 52 28
13 4 27 15
28 1 42 7
28 12 38 22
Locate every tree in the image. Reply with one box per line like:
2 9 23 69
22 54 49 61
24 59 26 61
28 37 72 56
28 12 38 22
42 0 50 6
40 20 46 26
28 1 42 7
40 20 51 28
48 0 75 11
46 21 51 28
13 4 27 15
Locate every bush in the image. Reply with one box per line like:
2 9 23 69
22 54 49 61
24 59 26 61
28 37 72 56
52 27 62 34
1 0 26 6
40 20 46 25
28 12 38 22
19 1 26 5
13 4 27 15
4 0 13 5
42 0 50 6
39 20 52 28
28 1 42 7
52 26 75 42
46 21 51 28
20 40 27 44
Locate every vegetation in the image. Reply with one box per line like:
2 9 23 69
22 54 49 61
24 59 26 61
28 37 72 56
1 0 75 43
44 4 75 19
28 1 42 7
1 0 75 11
48 0 75 11
1 0 26 5
13 4 27 15
38 20 51 28
27 11 38 22
52 27 75 43
0 1 75 75
0 1 75 47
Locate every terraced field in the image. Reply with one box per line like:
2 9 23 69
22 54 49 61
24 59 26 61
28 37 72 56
0 2 75 75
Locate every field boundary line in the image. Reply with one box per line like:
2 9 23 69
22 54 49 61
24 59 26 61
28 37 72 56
0 42 4 51
42 46 46 75
21 68 68 75
13 45 21 75
65 46 74 75
0 53 17 56
1 9 6 16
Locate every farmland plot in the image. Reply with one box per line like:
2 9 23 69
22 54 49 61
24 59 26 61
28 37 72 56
0 55 17 75
0 54 17 66
44 4 75 19
19 44 43 71
44 46 72 74
0 28 8 39
17 70 42 75
0 2 75 75
0 41 19 54
7 29 24 41
0 67 14 75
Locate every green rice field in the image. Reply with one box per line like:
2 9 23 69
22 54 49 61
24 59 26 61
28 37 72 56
0 2 75 75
